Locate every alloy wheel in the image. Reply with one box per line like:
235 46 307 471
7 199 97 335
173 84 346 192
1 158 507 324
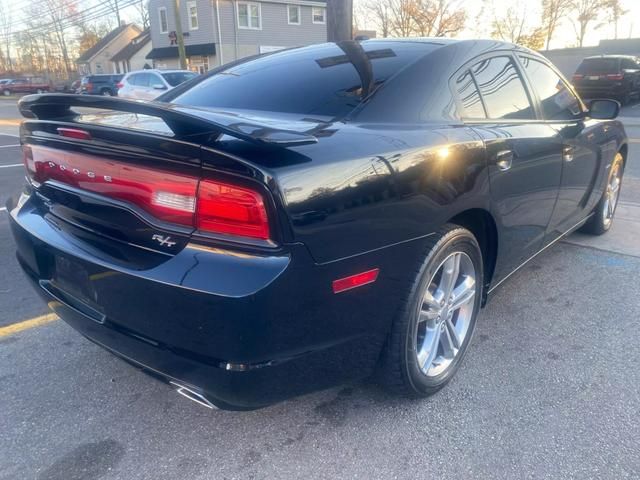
415 251 477 377
603 154 623 228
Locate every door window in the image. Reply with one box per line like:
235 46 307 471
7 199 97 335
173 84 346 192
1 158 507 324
518 56 583 121
454 69 486 119
471 56 535 120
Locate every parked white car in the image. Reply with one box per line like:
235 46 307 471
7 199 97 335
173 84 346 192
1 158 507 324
117 69 198 101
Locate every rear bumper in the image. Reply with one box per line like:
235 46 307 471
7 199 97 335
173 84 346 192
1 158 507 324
574 83 628 99
8 192 415 409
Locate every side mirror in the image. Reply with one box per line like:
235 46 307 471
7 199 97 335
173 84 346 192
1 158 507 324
152 84 167 90
588 99 620 120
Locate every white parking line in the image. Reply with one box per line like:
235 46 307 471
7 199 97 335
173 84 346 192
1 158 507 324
0 133 18 137
0 163 21 168
0 207 7 212
0 144 19 148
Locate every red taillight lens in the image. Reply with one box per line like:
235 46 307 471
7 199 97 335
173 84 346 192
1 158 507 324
85 83 93 92
57 128 92 140
572 74 584 81
29 146 198 226
196 179 270 240
26 145 272 241
116 82 124 89
606 73 624 80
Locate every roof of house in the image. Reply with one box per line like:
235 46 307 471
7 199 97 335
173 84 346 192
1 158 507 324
77 24 140 64
110 29 151 62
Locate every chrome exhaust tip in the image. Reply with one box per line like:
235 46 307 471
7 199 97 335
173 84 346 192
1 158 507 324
170 381 218 409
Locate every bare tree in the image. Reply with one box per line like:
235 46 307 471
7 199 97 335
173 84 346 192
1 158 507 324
132 0 150 30
388 0 416 37
541 0 572 49
570 0 604 47
0 3 12 71
602 0 627 39
411 0 466 37
491 2 545 49
367 0 392 37
27 0 77 79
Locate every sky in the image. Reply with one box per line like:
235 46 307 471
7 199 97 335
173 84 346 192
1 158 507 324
353 0 640 49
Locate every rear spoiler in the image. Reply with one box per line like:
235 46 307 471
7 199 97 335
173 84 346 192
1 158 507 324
18 94 319 148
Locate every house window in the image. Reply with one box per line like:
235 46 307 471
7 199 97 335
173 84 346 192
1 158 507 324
238 2 261 29
287 5 300 25
312 7 325 24
187 1 198 30
159 7 168 34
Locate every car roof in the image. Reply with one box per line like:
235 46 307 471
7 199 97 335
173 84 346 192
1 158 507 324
583 55 636 60
126 69 193 75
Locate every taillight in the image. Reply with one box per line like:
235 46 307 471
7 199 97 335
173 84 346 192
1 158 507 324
572 74 584 81
22 145 35 180
606 73 624 80
116 82 124 89
196 179 270 240
57 128 92 140
26 145 272 242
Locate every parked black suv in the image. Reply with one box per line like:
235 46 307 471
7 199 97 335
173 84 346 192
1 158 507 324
572 55 640 104
80 74 123 96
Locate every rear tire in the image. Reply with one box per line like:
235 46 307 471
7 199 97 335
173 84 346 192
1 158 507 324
101 88 113 96
581 152 624 235
377 224 483 397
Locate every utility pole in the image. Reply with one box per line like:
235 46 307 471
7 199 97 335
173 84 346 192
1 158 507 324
115 0 121 26
173 0 187 69
326 0 353 42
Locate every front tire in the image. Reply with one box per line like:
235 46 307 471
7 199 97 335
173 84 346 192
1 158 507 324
581 152 624 235
378 224 483 397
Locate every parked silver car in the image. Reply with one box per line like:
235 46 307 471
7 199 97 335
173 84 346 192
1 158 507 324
117 69 198 101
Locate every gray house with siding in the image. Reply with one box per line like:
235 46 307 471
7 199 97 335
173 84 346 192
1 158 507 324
146 0 327 72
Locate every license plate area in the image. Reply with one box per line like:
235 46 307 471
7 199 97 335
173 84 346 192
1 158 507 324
47 256 106 323
587 75 600 81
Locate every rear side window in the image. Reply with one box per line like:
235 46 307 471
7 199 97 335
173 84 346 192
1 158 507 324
471 56 534 120
169 42 435 118
148 74 164 87
130 73 150 86
576 58 620 74
519 56 582 121
161 72 197 87
454 69 486 119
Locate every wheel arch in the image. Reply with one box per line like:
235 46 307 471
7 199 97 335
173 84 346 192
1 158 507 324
448 208 498 306
619 142 628 170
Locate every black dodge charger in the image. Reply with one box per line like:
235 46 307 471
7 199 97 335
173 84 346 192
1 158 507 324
7 39 627 410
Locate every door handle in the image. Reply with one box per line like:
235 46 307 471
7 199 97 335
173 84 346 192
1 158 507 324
563 145 575 162
495 150 513 171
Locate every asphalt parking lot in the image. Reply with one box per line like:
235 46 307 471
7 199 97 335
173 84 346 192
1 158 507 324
2 98 640 479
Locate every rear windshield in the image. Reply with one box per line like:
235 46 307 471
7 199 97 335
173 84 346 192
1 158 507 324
169 41 435 118
576 58 620 74
161 71 197 87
